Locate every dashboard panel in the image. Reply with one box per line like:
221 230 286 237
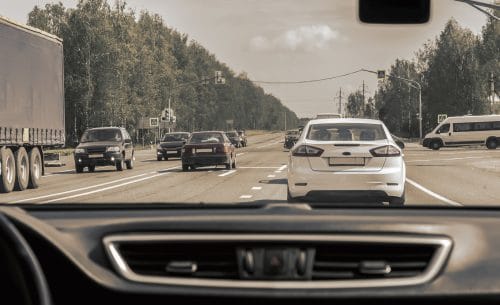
1 204 500 304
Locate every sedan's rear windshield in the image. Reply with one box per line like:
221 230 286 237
163 134 189 142
80 129 122 143
306 123 387 141
189 133 224 144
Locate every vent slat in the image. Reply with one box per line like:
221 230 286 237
118 242 239 279
312 244 435 280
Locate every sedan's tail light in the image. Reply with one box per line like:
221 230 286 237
215 145 228 153
292 145 324 157
370 145 401 157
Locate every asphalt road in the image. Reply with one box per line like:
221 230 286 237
2 132 500 206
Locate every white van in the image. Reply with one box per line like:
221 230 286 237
316 113 342 119
423 115 500 150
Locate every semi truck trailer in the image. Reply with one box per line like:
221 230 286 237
0 16 65 193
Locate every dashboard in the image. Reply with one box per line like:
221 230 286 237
1 203 500 304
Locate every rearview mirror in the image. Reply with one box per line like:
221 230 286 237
359 0 430 24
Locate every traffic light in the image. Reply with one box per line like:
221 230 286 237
377 70 386 79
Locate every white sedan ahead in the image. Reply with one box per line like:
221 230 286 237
287 118 406 205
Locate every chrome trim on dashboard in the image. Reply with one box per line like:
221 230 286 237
103 234 452 289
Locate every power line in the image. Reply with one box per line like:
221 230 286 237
251 69 365 85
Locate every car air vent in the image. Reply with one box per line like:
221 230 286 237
312 243 435 280
117 242 238 279
104 234 451 289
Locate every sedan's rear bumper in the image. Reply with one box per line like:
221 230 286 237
182 154 230 166
288 158 405 200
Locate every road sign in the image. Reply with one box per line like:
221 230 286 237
150 117 159 127
215 71 226 85
377 70 386 79
437 114 447 124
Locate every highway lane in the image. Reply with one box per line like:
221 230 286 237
1 133 500 206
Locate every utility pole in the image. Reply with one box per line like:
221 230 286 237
491 72 495 114
284 112 287 131
338 88 342 115
362 80 365 106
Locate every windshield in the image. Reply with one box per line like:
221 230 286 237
80 129 122 143
306 123 387 141
1 1 498 208
162 133 189 142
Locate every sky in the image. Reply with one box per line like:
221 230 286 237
0 0 490 118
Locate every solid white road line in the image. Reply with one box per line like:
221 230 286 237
406 178 463 206
218 170 237 177
267 174 276 178
239 166 280 169
236 153 246 156
239 195 253 199
12 173 150 203
251 186 262 190
45 173 167 203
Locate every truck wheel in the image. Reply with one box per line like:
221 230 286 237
486 138 498 150
126 157 134 169
182 164 189 171
232 157 237 169
88 165 96 172
14 147 30 191
116 159 124 171
0 147 16 193
28 148 42 189
157 156 163 161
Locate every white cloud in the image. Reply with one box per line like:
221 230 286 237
250 25 339 52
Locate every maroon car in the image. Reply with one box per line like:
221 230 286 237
181 131 236 171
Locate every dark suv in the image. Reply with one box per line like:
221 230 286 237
74 127 134 173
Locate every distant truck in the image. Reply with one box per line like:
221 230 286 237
0 16 65 193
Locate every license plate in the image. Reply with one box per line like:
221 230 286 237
89 154 103 158
196 148 213 153
329 157 365 166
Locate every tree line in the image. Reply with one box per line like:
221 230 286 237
346 14 498 137
27 0 299 143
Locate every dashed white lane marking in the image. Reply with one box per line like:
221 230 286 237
251 186 262 190
218 170 237 177
45 173 167 203
277 165 287 171
12 173 150 203
406 156 484 163
239 195 253 199
267 174 276 178
236 152 246 156
406 178 463 206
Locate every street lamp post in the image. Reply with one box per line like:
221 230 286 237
363 69 423 140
